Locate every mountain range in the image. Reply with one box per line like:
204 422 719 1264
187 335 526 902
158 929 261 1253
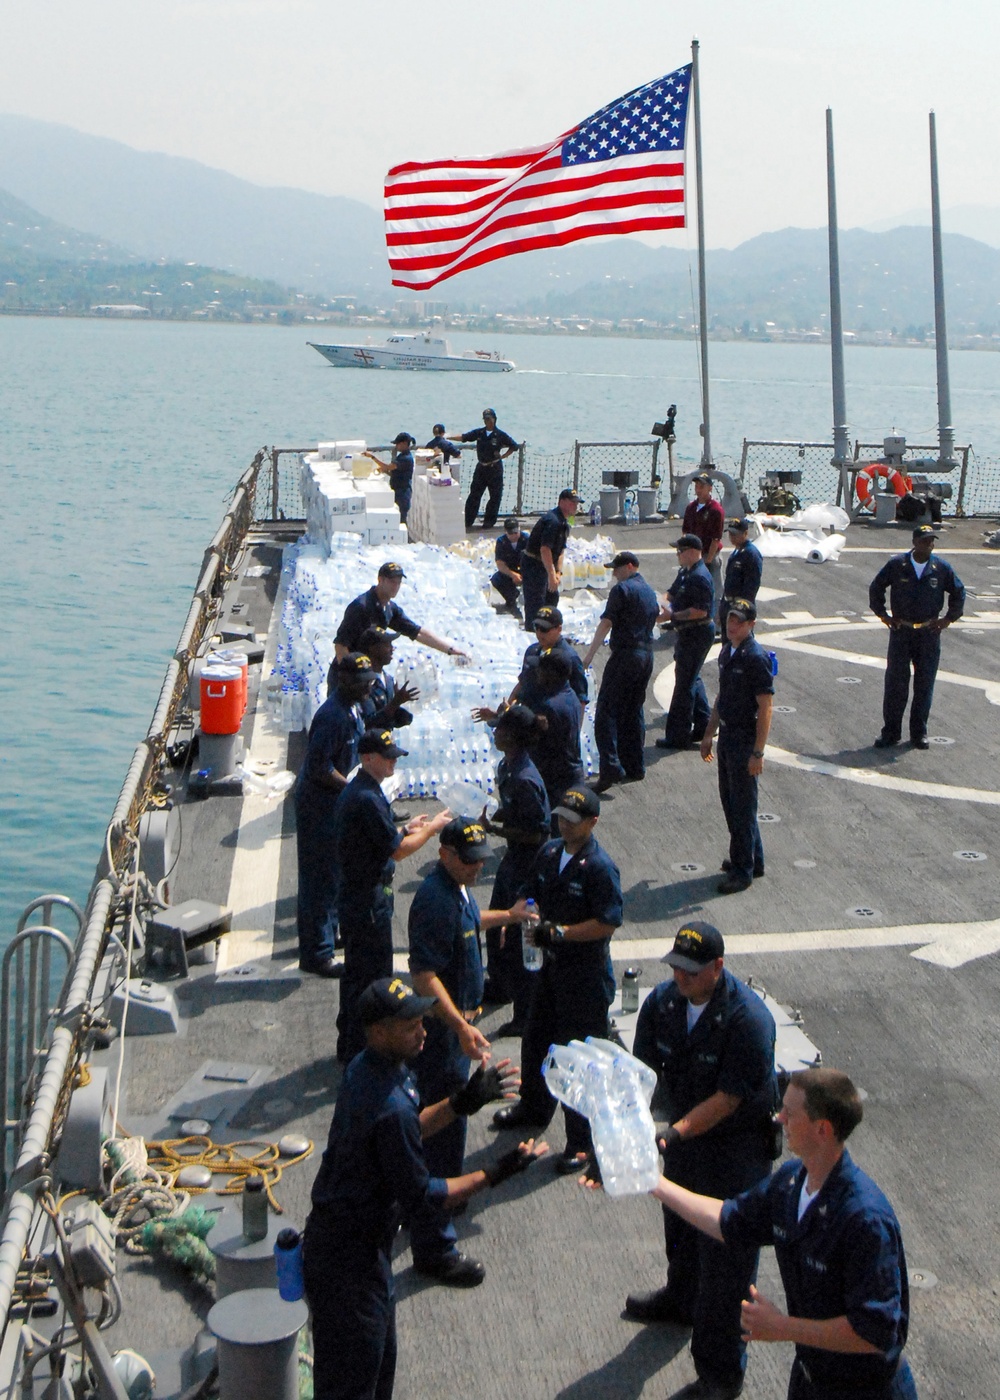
2 113 1000 335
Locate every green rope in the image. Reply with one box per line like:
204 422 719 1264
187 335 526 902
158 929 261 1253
138 1207 217 1288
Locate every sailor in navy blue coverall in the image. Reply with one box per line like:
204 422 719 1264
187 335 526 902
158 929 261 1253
510 606 589 711
700 599 775 895
461 409 518 530
481 704 551 1024
650 1067 917 1400
334 731 452 1063
407 819 533 1283
364 433 416 525
720 518 763 630
304 977 546 1400
493 785 623 1173
357 627 418 731
658 534 716 750
869 525 965 749
520 489 580 630
294 654 373 977
583 550 663 791
334 561 468 663
426 424 461 471
492 516 529 614
626 921 778 1397
526 648 585 828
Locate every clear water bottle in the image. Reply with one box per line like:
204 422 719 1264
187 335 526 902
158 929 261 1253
590 500 602 528
522 899 543 971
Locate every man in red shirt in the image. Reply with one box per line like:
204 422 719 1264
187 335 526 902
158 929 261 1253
683 474 726 635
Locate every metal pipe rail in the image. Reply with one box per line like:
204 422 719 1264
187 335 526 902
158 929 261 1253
0 449 269 1354
0 879 115 1340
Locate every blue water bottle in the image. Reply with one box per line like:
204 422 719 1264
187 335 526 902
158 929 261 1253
274 1227 304 1301
768 650 779 677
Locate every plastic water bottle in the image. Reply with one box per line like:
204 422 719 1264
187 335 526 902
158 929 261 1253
522 899 543 971
590 500 602 527
242 1174 268 1243
274 1228 304 1301
769 650 779 677
621 967 641 1014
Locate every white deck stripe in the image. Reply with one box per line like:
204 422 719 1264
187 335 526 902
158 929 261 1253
764 744 1000 803
218 560 295 974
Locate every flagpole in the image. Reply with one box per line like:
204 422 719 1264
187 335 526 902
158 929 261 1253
691 38 712 467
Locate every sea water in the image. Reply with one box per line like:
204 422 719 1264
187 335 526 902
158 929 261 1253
3 315 1000 942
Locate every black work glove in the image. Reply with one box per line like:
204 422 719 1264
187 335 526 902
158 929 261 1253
485 1147 537 1187
449 1064 509 1117
658 1126 682 1155
532 920 561 949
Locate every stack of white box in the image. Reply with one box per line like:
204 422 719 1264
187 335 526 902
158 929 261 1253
300 442 409 553
407 473 466 547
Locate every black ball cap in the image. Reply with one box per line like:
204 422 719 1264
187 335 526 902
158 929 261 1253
359 977 436 1026
727 517 751 533
559 488 582 502
378 561 406 578
664 921 725 972
552 786 601 823
912 524 939 540
440 817 490 860
726 597 757 622
606 551 639 569
358 728 408 758
393 432 414 445
358 626 400 649
339 652 377 681
533 606 563 630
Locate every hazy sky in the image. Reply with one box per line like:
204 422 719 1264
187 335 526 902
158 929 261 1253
3 1 998 247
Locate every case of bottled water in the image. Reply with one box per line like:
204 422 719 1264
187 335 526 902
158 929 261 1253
542 1037 661 1196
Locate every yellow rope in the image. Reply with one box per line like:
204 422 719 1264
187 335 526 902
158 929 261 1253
145 1135 314 1213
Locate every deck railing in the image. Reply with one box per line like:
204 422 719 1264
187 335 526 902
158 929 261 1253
0 450 269 1346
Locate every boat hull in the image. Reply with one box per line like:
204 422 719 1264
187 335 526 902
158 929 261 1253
308 342 514 372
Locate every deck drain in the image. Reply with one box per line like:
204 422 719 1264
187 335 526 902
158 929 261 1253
671 862 705 874
773 705 796 714
837 676 862 684
846 906 881 920
794 859 817 869
908 1268 938 1290
758 813 781 824
778 576 798 582
834 609 857 616
953 850 988 863
927 736 955 746
963 628 984 635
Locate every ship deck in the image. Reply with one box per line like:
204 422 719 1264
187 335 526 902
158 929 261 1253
102 516 1000 1399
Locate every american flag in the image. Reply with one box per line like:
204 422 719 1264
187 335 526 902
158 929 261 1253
384 66 691 291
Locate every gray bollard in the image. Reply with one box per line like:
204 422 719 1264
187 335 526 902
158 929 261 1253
209 1202 294 1298
208 1288 307 1400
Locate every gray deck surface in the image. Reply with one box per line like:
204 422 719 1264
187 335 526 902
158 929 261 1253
102 519 1000 1399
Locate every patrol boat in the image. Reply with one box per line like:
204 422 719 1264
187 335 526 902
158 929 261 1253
1 445 997 1399
308 333 515 372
